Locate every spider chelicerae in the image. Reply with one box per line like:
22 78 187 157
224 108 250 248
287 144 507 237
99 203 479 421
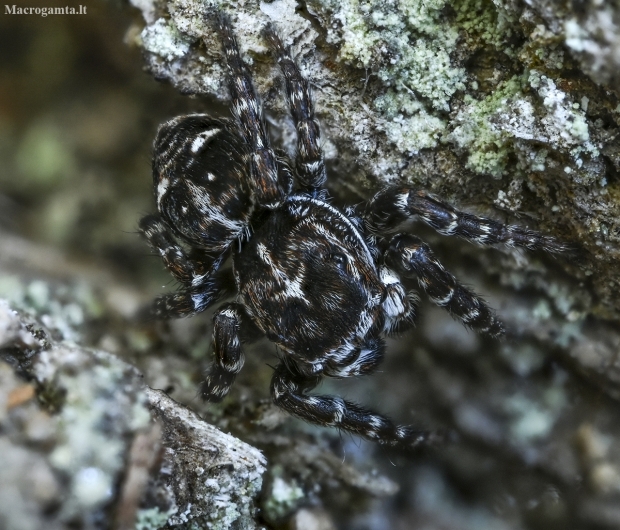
139 13 567 448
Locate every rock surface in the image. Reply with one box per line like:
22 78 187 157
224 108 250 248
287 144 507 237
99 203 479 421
0 298 266 530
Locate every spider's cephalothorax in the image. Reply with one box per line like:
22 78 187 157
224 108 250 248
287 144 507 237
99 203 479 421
140 13 568 448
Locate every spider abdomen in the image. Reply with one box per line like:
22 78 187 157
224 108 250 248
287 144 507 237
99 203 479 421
153 115 253 252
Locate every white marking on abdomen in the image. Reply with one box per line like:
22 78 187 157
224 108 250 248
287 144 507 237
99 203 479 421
157 177 170 208
190 128 221 154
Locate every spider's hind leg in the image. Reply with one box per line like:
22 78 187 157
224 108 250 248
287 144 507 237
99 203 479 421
263 26 327 192
271 363 443 449
386 233 504 338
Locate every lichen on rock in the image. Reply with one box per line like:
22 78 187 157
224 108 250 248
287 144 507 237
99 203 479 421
0 294 267 530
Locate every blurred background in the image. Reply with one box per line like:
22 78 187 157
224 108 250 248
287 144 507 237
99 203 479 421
0 0 207 293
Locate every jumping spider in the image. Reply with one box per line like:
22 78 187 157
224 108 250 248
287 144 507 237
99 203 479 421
140 13 567 448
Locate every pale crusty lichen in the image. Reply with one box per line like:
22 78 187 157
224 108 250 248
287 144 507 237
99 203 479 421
140 18 192 62
448 74 525 177
374 90 445 153
447 68 599 180
309 0 464 155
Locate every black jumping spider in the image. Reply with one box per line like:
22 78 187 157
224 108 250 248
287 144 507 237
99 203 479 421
139 13 567 448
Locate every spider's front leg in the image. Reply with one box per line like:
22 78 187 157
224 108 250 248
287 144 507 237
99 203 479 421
215 14 287 209
139 214 229 318
365 187 568 253
139 214 219 286
263 26 327 191
385 234 504 337
271 363 443 449
201 303 246 402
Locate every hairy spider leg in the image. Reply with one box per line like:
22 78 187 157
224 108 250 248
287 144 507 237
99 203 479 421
149 283 223 319
139 215 231 318
378 265 419 335
215 13 285 209
386 234 504 337
271 362 444 449
263 26 327 191
201 303 246 402
365 187 569 253
139 214 219 286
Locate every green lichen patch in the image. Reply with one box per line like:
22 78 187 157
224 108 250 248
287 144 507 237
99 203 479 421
447 68 599 179
447 74 525 177
454 0 518 52
312 0 466 112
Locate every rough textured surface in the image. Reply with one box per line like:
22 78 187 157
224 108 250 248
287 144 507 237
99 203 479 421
0 291 267 530
142 387 266 529
0 299 150 530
